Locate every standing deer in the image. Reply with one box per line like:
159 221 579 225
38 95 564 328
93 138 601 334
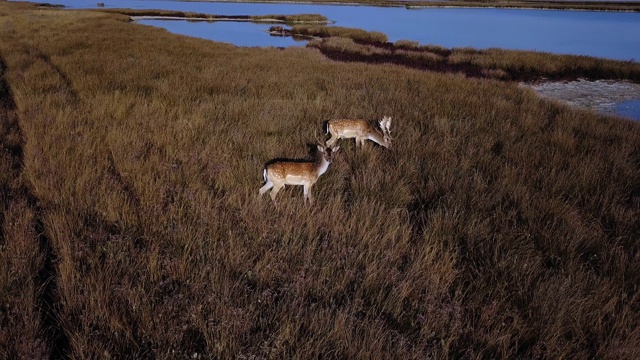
259 144 340 205
323 116 392 149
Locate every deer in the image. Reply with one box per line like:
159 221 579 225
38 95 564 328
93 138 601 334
259 144 340 205
323 116 392 149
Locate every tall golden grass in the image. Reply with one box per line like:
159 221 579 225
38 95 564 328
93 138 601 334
1 2 639 358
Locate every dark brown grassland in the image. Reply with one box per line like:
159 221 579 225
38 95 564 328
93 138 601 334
1 1 640 358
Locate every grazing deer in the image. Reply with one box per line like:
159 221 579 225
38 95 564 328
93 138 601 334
323 116 392 149
259 144 340 205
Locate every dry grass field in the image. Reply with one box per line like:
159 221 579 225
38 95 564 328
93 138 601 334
1 1 639 358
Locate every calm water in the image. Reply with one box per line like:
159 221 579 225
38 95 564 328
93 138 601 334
615 100 640 121
30 0 640 61
137 19 308 47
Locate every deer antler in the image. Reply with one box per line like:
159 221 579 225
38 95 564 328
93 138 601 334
314 129 327 150
380 116 392 136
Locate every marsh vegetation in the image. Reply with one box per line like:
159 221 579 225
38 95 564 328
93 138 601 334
103 9 329 24
1 1 639 358
270 25 640 82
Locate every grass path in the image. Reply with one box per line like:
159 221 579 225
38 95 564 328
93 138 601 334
0 54 51 359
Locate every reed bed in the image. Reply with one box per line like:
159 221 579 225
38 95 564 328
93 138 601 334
102 9 329 24
306 35 640 81
289 26 389 43
0 2 639 358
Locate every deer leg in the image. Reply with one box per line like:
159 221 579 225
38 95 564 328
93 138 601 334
304 185 314 205
259 181 273 196
270 184 284 202
326 135 337 147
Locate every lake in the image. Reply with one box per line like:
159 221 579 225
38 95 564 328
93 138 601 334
29 0 640 61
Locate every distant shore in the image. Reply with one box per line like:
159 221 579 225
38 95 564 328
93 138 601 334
36 0 640 12
183 0 640 12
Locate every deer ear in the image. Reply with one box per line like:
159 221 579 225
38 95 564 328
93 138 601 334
317 145 325 151
333 146 340 152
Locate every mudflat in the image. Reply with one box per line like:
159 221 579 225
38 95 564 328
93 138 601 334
523 79 640 119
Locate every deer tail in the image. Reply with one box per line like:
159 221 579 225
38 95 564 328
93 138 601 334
322 120 329 135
